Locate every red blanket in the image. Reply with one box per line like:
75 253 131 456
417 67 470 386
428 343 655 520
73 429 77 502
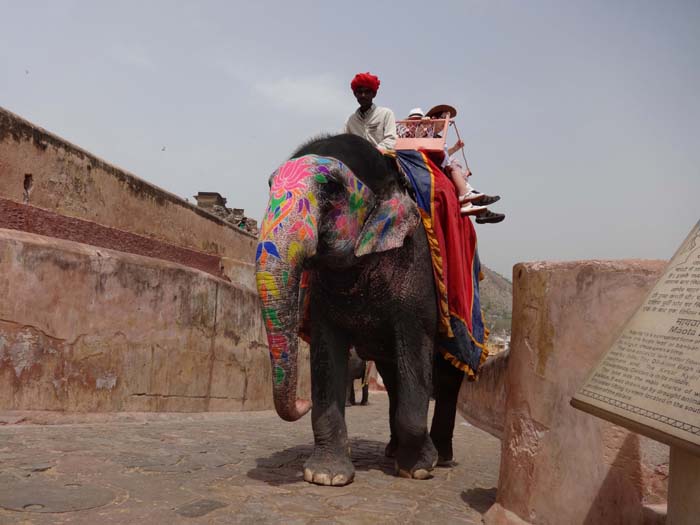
396 150 488 378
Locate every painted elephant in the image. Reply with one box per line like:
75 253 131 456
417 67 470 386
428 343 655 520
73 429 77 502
255 134 465 486
346 348 369 407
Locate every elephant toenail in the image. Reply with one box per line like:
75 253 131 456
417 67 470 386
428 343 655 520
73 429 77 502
332 474 347 485
315 473 332 486
413 469 431 480
397 468 412 479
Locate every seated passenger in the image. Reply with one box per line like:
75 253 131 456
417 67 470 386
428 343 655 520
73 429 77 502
425 105 505 224
408 108 424 120
398 108 437 139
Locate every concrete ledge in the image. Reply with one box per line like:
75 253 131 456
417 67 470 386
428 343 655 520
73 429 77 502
0 228 310 412
458 349 509 440
483 260 670 525
0 198 226 280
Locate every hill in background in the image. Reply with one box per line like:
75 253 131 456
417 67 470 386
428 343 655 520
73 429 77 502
480 266 513 336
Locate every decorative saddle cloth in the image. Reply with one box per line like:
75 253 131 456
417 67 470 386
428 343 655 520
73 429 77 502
396 150 489 379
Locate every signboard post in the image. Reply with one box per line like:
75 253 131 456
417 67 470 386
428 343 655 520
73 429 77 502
572 221 700 524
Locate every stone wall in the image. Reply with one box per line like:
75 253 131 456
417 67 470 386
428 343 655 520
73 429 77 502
0 107 315 413
474 260 670 525
458 349 509 440
0 106 256 290
0 229 310 411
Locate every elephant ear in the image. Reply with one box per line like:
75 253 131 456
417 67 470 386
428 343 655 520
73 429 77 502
354 192 420 257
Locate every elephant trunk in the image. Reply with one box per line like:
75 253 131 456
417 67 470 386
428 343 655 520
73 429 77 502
256 260 311 421
255 157 323 421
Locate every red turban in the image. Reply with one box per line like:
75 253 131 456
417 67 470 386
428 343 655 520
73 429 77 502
350 72 380 93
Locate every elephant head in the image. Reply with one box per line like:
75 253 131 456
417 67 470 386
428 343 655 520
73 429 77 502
255 153 420 421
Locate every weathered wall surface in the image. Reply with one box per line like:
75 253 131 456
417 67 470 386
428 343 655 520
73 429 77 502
0 107 301 413
0 228 310 411
0 106 256 289
458 349 509 440
482 260 670 525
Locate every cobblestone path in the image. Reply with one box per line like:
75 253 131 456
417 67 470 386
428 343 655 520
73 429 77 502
0 393 500 524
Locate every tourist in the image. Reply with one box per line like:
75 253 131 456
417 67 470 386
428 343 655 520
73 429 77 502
398 107 436 139
344 72 397 152
425 105 505 224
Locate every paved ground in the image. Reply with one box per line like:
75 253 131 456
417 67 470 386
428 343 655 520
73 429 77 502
0 392 500 524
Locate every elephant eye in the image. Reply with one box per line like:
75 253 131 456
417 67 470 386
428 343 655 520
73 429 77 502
315 183 344 214
319 178 345 199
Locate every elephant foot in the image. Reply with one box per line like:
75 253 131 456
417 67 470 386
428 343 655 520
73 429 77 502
303 450 355 486
395 462 433 480
437 457 458 467
432 438 454 467
394 435 437 480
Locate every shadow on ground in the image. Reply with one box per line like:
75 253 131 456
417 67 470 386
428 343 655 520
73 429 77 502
247 438 395 486
461 487 498 513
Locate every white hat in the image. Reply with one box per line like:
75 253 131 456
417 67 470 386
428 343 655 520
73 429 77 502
407 107 425 118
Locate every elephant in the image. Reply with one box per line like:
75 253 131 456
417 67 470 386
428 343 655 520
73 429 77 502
346 348 369 407
255 133 466 486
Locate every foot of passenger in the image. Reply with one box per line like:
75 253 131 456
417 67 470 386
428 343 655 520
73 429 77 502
475 209 505 224
303 450 355 486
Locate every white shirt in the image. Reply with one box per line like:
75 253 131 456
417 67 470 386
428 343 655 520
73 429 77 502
344 104 397 151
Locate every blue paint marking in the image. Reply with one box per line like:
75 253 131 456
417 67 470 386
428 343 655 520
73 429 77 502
263 241 281 259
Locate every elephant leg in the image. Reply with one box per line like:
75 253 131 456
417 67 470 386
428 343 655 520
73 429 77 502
374 360 398 458
429 353 464 466
360 381 369 406
346 378 356 407
394 330 437 479
304 319 354 486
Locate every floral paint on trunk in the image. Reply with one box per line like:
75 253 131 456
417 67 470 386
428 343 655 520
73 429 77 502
256 155 374 387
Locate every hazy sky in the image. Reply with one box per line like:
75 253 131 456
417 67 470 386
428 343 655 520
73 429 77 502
1 1 698 277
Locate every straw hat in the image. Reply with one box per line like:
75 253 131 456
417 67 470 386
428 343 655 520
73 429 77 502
426 104 457 118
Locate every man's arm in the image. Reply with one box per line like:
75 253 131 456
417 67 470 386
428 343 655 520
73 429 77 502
377 109 397 150
447 139 465 157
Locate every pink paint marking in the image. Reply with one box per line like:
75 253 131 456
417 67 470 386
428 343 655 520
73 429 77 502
267 333 288 361
270 157 314 194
